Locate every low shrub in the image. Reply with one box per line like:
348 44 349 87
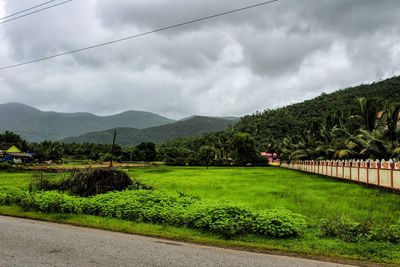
0 186 28 206
185 202 306 238
368 222 400 244
59 169 133 196
387 223 400 243
0 162 19 171
185 202 255 238
30 169 147 197
0 186 307 239
320 217 400 244
84 190 195 225
31 191 66 213
320 216 370 242
128 179 154 191
251 209 307 238
29 173 60 192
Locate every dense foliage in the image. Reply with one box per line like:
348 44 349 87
0 187 305 239
26 141 157 162
236 76 400 141
62 116 236 146
320 216 400 244
280 98 400 160
157 76 400 162
1 184 398 243
0 131 29 151
157 131 266 166
30 169 136 197
3 77 400 164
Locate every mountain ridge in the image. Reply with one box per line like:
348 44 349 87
0 102 175 141
62 116 235 146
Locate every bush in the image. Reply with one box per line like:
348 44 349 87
320 216 370 242
185 203 306 239
59 169 133 197
0 162 19 171
0 186 307 239
30 191 66 213
0 186 28 206
252 209 306 238
30 169 142 197
387 223 400 243
29 173 60 192
83 190 195 225
320 216 400 244
128 179 154 191
369 222 400 244
185 202 255 238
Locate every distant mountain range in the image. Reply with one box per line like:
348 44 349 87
0 102 238 143
62 116 236 146
0 102 175 141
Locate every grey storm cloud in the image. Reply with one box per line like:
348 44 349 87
0 0 400 118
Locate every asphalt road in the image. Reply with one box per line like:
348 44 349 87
0 215 353 267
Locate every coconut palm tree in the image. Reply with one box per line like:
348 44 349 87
380 102 400 148
353 97 381 132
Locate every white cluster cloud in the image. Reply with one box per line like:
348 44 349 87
0 0 400 118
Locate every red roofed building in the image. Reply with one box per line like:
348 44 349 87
260 152 280 166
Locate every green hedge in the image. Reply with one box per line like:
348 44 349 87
0 187 305 239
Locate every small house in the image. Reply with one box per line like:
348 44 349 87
260 152 281 166
0 143 33 163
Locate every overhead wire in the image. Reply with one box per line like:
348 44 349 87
0 0 56 21
0 0 279 71
0 0 73 25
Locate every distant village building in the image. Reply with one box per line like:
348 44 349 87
0 144 33 163
260 152 280 166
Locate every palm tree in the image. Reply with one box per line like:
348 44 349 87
354 97 380 132
350 129 392 160
380 102 400 148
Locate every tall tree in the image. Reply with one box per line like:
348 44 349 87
232 132 257 165
355 97 380 132
381 103 400 148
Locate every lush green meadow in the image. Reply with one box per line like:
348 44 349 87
129 167 400 225
1 167 400 265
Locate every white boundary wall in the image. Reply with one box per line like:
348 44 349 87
281 159 400 190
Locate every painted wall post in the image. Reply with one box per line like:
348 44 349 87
377 159 381 186
389 159 394 189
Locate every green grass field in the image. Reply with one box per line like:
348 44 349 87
129 167 400 225
1 166 400 265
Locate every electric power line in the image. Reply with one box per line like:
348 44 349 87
0 0 72 25
0 0 56 21
0 0 279 71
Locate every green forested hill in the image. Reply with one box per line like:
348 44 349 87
62 116 235 146
235 76 400 141
0 103 175 141
154 76 400 165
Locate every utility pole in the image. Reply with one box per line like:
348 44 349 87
109 130 117 168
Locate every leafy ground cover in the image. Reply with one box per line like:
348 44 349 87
0 167 400 265
0 188 305 239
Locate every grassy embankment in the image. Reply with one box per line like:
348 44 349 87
1 167 399 266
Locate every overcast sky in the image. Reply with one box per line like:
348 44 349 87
0 0 399 119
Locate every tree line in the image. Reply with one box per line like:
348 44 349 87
280 97 400 160
0 129 264 166
1 97 399 165
2 76 400 165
